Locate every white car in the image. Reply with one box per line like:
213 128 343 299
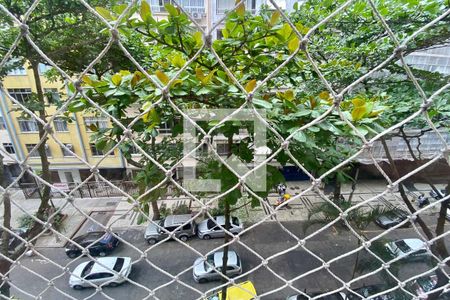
197 216 244 240
69 257 132 290
193 250 242 283
385 239 429 261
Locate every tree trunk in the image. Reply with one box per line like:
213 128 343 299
27 60 52 239
333 175 341 202
347 167 360 203
150 136 160 220
0 155 11 297
220 135 234 299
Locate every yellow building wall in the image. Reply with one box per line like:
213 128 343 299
1 66 124 175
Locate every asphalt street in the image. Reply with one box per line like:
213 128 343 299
8 219 450 300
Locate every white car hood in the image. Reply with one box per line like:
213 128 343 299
193 257 207 276
145 222 160 237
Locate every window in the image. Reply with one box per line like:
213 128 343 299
2 143 15 154
0 117 6 130
61 144 74 156
7 66 26 76
90 143 114 156
216 0 255 13
38 63 52 74
18 119 38 132
25 144 51 157
44 88 60 104
216 142 230 156
158 122 172 134
7 88 32 103
84 117 109 131
54 117 68 132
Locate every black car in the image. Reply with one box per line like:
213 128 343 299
65 231 120 258
430 189 446 200
348 285 396 300
374 210 410 229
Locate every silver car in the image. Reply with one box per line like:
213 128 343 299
144 214 196 244
197 216 243 240
69 257 132 290
193 250 242 283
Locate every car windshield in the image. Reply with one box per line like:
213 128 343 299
113 258 125 272
417 277 436 292
81 261 94 277
207 219 216 230
204 254 215 271
232 217 239 226
395 240 411 253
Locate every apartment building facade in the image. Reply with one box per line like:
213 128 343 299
0 65 126 184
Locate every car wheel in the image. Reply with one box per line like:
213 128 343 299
67 252 78 258
98 251 107 257
73 285 83 290
180 235 188 242
109 282 119 287
203 235 211 240
147 238 157 245
198 278 207 284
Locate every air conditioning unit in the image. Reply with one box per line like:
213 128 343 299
192 12 202 19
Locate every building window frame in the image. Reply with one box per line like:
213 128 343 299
84 117 109 131
18 118 39 132
7 88 32 104
90 143 114 157
25 144 51 157
61 143 75 157
54 117 69 132
2 143 15 154
44 88 60 104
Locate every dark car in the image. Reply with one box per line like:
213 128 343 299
0 228 27 254
375 210 410 229
286 292 347 300
348 285 396 300
430 189 446 200
65 231 120 258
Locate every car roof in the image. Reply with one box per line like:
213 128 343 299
401 239 425 250
213 251 238 267
89 257 123 274
73 231 106 242
215 281 256 300
164 215 192 227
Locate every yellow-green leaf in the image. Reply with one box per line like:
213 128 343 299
352 106 367 121
222 28 229 39
95 7 113 21
201 69 217 85
195 68 205 81
284 89 294 101
131 71 142 88
111 74 122 86
352 97 365 107
288 37 300 53
278 23 292 41
245 79 257 93
270 10 281 26
235 0 245 16
82 75 93 85
319 91 330 100
140 1 151 22
193 31 203 48
171 53 186 68
89 123 98 132
156 70 169 85
165 4 179 16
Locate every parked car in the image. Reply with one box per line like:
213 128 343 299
347 285 396 300
193 250 242 283
65 232 120 258
446 208 450 221
385 238 429 261
374 210 410 229
0 228 27 254
144 214 196 245
69 256 132 290
207 280 256 300
430 189 446 200
197 216 244 240
408 274 437 299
